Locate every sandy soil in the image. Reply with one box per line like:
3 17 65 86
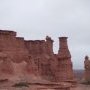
0 81 90 90
71 84 90 90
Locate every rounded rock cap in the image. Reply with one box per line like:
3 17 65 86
59 37 68 39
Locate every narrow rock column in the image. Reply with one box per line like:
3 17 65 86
46 36 54 55
57 37 74 82
58 37 71 58
84 56 90 81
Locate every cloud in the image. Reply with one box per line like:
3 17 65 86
0 0 90 69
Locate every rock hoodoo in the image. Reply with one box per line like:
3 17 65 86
84 56 90 81
56 37 74 82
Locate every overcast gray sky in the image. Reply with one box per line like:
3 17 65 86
0 0 90 69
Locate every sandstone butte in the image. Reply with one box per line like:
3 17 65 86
0 30 76 86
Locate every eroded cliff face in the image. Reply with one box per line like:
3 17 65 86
84 56 90 81
0 30 29 63
25 36 56 81
0 30 74 83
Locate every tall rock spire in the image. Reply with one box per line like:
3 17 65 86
58 37 71 58
84 56 90 81
56 37 74 82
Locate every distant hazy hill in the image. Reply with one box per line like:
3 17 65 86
74 69 84 80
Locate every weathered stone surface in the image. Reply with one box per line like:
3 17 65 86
56 37 74 82
25 36 56 80
0 51 14 80
0 30 74 84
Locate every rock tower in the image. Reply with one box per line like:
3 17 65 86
84 56 90 81
55 37 74 82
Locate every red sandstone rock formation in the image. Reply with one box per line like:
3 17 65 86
55 37 74 82
0 30 29 63
84 56 90 81
0 30 74 83
0 51 14 79
25 36 56 80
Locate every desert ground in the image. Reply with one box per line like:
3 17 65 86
0 82 90 90
71 84 90 90
0 86 90 90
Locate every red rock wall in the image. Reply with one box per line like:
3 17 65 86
25 37 55 80
0 30 74 82
0 30 29 63
0 30 30 79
